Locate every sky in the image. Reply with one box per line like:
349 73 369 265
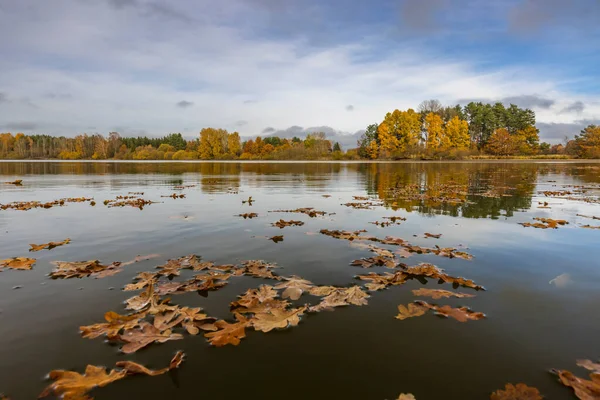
0 0 599 147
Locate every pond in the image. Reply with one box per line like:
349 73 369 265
1 161 599 399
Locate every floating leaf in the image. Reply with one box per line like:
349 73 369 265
238 213 258 219
240 260 281 280
552 368 600 400
581 225 600 229
0 257 36 271
395 304 427 320
50 260 122 279
5 180 22 185
38 365 127 400
115 351 185 376
415 300 485 322
397 394 416 399
251 306 307 333
274 276 313 300
205 313 250 347
80 311 146 339
155 254 202 278
270 208 326 218
119 322 183 353
490 383 542 400
29 238 71 252
520 217 569 229
412 288 476 299
124 271 158 291
310 286 369 311
161 193 185 199
272 219 304 228
269 235 284 243
577 360 600 373
424 233 442 239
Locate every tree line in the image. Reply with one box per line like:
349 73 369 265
1 100 599 160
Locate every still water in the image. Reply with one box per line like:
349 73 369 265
1 161 599 399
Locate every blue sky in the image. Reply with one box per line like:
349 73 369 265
0 0 599 146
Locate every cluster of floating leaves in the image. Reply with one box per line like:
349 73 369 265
269 207 327 217
520 217 569 229
103 196 156 209
0 197 93 211
161 193 186 199
272 219 304 228
320 229 473 260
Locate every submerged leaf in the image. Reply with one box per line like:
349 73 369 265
490 383 542 400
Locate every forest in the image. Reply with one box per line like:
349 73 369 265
1 100 599 160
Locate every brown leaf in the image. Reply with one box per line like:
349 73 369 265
520 217 569 229
205 313 250 347
270 207 326 218
412 288 476 300
39 365 127 400
119 254 161 267
50 260 120 279
268 235 284 243
124 271 158 291
251 306 307 333
119 322 183 353
552 369 600 400
397 394 416 400
156 254 203 278
350 256 396 269
29 238 71 252
115 351 186 376
125 283 156 311
490 383 543 400
274 276 313 300
308 285 338 296
310 286 369 312
577 360 600 374
5 179 22 185
271 219 304 228
177 307 216 335
395 304 427 320
240 260 281 280
80 311 146 339
0 257 36 271
231 286 280 309
238 213 258 219
424 233 442 239
415 301 486 322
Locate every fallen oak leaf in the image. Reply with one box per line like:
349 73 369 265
551 368 600 400
395 303 427 320
115 351 185 376
29 238 71 252
251 306 307 333
415 300 486 322
397 394 416 400
490 383 543 400
119 322 183 354
271 219 304 228
124 271 158 291
577 360 600 373
238 213 258 219
424 233 442 239
412 288 476 300
231 285 279 309
310 286 369 312
0 257 36 271
5 179 22 185
274 276 313 300
38 365 127 400
269 235 284 243
80 311 146 339
204 313 250 347
119 254 161 267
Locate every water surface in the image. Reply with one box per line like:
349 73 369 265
1 161 599 399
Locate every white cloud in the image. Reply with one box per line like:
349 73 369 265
0 0 598 142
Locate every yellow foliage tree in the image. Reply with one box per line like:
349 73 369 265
227 132 241 157
514 126 539 154
424 113 447 149
199 128 228 159
377 109 421 156
445 116 470 149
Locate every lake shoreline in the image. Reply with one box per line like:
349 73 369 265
0 159 599 164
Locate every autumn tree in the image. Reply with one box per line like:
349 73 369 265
572 125 600 158
424 113 447 149
486 129 516 156
377 109 420 156
227 132 241 157
445 116 470 149
199 128 228 159
358 123 378 158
